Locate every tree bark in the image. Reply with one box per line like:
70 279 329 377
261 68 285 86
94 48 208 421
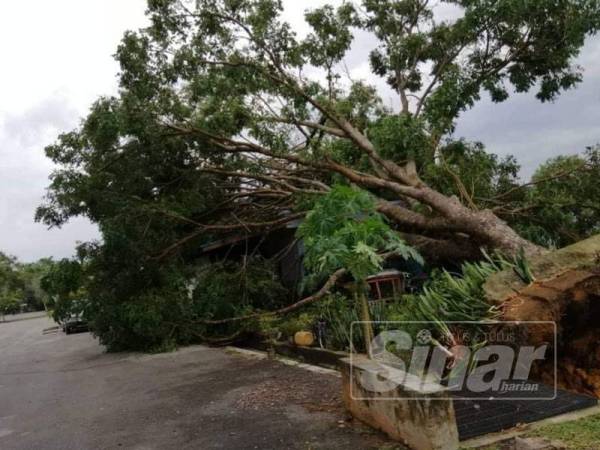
421 195 547 258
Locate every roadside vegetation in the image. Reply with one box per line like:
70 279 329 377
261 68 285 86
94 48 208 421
0 252 53 319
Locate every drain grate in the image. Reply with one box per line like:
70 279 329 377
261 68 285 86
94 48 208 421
453 383 598 440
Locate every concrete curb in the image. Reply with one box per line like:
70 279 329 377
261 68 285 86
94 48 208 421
0 312 48 323
225 346 341 377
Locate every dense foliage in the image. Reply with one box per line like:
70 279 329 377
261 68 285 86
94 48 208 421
41 248 289 351
188 258 289 340
0 253 23 317
298 184 422 354
273 250 535 355
298 185 422 282
405 251 534 347
513 147 600 247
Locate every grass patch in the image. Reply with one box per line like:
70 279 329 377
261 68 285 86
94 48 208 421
526 414 600 449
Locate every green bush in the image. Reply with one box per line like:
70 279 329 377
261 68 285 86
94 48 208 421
190 258 289 338
89 280 193 352
85 256 289 352
0 295 21 318
269 292 423 353
305 292 393 352
389 251 534 348
295 251 534 354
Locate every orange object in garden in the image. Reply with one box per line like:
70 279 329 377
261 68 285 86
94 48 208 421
294 331 315 347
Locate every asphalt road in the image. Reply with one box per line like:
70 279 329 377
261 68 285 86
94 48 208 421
0 315 392 450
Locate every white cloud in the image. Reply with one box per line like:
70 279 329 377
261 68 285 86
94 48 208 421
0 0 148 262
454 38 600 179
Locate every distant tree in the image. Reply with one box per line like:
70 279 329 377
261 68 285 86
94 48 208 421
0 253 56 313
19 258 55 311
0 294 21 321
507 147 600 248
0 252 24 317
0 252 22 290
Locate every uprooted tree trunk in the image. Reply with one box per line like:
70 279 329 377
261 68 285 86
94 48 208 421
376 184 545 260
319 134 547 259
484 233 600 397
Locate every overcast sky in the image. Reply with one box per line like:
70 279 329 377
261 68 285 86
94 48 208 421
1 1 600 262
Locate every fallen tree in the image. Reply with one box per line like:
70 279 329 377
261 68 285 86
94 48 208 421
38 0 600 261
35 0 600 351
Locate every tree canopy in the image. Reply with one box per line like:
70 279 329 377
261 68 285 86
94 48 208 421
512 147 600 247
38 0 600 262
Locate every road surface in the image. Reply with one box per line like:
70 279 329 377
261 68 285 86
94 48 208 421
0 315 392 449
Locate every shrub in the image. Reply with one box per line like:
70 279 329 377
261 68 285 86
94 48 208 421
393 251 534 348
303 251 534 354
86 256 290 352
89 279 193 352
306 292 392 352
0 295 21 318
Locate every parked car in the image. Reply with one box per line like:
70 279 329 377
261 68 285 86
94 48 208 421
62 313 88 335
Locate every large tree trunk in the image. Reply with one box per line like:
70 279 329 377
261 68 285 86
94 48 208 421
467 209 545 257
399 181 547 258
324 153 546 260
375 185 546 261
400 207 545 263
436 200 547 258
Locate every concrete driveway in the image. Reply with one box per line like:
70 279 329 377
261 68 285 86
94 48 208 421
0 315 393 450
